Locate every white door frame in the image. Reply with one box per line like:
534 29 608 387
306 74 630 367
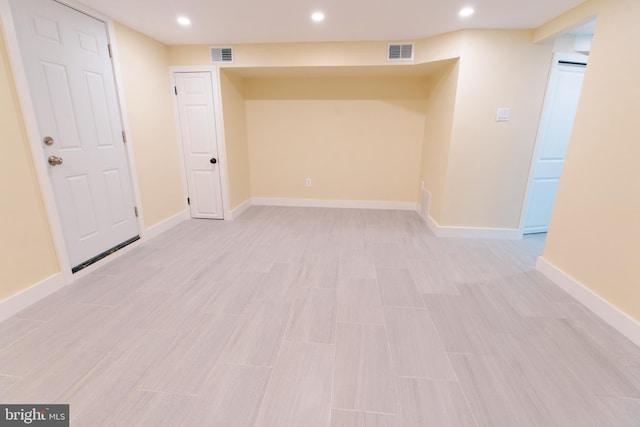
169 66 231 220
0 0 146 283
518 52 588 236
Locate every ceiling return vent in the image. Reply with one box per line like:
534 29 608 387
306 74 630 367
210 47 234 63
387 43 414 61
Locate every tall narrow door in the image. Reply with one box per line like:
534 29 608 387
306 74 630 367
523 61 586 234
175 72 224 219
10 0 139 270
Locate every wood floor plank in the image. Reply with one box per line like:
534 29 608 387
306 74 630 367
0 317 44 352
332 323 399 414
598 397 640 427
396 378 478 427
63 330 177 425
541 319 640 398
220 302 290 366
407 258 460 295
449 353 522 427
0 349 107 404
337 277 385 325
0 303 113 376
185 364 271 427
286 288 337 344
424 294 496 355
384 307 455 379
139 312 240 395
256 341 333 427
200 271 266 315
376 268 424 308
339 249 376 280
0 375 19 394
330 409 399 427
111 391 196 427
299 255 340 288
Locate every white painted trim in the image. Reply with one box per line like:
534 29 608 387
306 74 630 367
518 52 589 236
144 208 190 240
228 199 252 220
170 66 231 221
0 274 65 322
0 0 144 283
537 257 640 348
107 19 148 239
423 213 441 236
418 186 520 239
168 70 192 219
251 197 419 211
423 214 521 239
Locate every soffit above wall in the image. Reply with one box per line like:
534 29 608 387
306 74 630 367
222 59 458 79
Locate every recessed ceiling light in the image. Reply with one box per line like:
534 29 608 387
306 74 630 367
459 7 474 17
311 11 325 23
177 16 191 26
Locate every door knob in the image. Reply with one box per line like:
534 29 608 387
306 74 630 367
48 155 64 166
210 157 217 164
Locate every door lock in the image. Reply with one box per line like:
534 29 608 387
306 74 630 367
43 136 54 146
48 155 64 166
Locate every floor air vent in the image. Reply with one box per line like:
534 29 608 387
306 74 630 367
210 47 234 63
387 43 414 61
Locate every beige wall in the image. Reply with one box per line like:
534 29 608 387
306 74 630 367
440 30 552 228
541 0 640 322
244 76 429 202
219 71 251 208
114 23 184 227
0 29 59 301
169 30 554 226
534 0 601 43
420 61 459 222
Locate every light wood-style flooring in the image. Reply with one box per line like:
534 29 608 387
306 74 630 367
1 206 639 426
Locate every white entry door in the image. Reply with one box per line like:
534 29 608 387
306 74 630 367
10 0 139 270
523 60 586 234
174 72 224 219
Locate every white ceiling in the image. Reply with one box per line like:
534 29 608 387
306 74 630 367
75 0 587 46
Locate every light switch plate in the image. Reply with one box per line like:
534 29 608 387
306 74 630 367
496 107 511 122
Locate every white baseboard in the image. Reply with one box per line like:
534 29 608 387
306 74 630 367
144 208 189 240
418 186 519 239
251 197 419 211
228 198 252 220
421 213 521 239
0 273 66 322
537 256 640 348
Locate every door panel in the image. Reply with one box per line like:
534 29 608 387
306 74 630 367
10 0 139 268
523 62 586 234
66 174 98 239
525 179 560 230
175 72 224 219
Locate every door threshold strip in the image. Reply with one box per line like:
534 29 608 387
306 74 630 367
71 235 140 273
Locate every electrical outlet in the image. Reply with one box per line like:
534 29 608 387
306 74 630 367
305 178 312 187
496 107 511 122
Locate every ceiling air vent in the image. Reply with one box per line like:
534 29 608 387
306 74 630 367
210 47 234 64
387 43 414 61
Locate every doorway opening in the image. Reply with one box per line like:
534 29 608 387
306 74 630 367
521 20 595 236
